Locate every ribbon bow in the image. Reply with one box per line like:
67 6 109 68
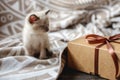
86 34 120 77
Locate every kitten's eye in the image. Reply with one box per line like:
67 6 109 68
29 14 39 24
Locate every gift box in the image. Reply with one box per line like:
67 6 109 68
67 34 120 80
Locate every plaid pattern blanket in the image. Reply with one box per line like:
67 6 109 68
0 0 120 80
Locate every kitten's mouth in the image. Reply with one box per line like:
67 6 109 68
29 14 39 24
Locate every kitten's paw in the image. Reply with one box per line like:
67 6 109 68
39 55 48 59
39 52 48 59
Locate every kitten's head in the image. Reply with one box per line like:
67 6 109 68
26 10 50 32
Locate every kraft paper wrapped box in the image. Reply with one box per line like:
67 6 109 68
67 34 120 80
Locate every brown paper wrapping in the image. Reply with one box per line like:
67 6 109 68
68 37 120 80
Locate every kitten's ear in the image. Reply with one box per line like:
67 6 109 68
29 14 39 24
45 10 50 15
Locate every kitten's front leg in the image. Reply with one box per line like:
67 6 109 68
39 44 47 59
24 46 35 57
39 48 47 59
45 42 53 58
24 48 29 56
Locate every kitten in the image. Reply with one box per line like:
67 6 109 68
23 10 52 59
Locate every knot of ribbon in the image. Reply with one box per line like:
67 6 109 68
86 34 120 78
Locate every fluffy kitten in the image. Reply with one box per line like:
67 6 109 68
23 10 52 59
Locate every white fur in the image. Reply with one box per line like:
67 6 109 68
23 11 51 59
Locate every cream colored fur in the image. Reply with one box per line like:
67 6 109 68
23 10 51 59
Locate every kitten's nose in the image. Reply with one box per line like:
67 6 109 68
42 25 49 32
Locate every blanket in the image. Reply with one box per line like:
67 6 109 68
0 0 120 80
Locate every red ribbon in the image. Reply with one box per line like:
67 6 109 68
86 34 120 77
